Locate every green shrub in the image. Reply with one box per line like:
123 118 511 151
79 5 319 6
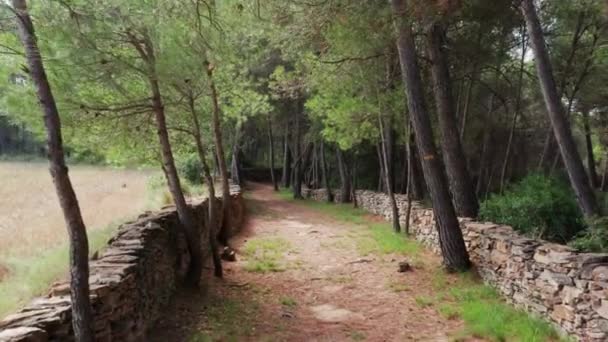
570 217 608 253
479 174 584 243
177 154 203 185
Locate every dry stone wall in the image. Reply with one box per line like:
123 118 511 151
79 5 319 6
303 188 608 341
0 186 244 342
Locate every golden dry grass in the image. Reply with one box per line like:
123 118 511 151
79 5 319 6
0 161 155 315
0 161 154 255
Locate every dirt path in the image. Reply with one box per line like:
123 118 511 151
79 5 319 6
151 183 467 341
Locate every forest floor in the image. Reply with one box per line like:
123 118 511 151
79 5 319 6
151 183 478 342
0 161 155 316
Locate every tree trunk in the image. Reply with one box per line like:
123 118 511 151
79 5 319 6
336 148 351 203
427 22 479 218
460 29 482 141
500 25 527 193
188 94 222 278
281 123 292 188
320 141 333 201
13 1 94 339
206 63 232 245
476 95 494 196
601 152 608 191
583 109 598 188
409 133 425 200
379 116 401 232
521 0 598 216
267 116 278 191
404 122 414 236
391 0 470 271
376 144 386 193
292 102 303 199
149 80 202 287
351 155 358 208
230 128 243 186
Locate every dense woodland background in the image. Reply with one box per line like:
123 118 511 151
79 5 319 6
3 1 608 337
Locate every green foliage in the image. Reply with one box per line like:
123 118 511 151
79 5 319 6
177 154 203 185
432 272 562 341
356 223 420 256
479 174 585 243
279 296 297 308
569 217 608 253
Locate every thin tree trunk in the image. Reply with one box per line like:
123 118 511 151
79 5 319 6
379 116 401 232
404 122 413 236
521 0 598 216
336 148 351 203
538 10 587 172
149 79 202 287
292 102 303 199
281 123 292 188
583 109 598 188
320 141 333 201
601 152 608 191
126 32 204 287
500 25 527 193
351 155 358 208
188 94 222 278
206 63 232 245
409 133 425 200
427 22 479 218
13 1 93 339
376 144 386 193
230 127 243 186
391 0 470 271
476 95 494 196
268 116 278 190
460 29 482 141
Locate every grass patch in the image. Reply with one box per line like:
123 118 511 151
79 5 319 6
0 224 117 317
278 191 421 257
278 189 369 225
188 296 260 341
242 237 291 273
279 296 297 308
387 281 410 293
349 330 366 341
432 271 563 341
356 223 420 256
414 295 434 308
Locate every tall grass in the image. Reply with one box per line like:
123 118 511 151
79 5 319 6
0 224 117 317
431 269 563 341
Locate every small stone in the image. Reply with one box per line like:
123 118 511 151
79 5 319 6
551 304 575 322
398 261 411 273
221 246 237 262
594 299 608 319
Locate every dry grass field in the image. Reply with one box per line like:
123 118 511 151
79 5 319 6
0 161 156 316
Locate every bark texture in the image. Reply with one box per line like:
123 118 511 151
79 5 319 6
268 116 279 191
521 0 598 216
391 0 470 271
206 63 233 245
426 22 479 218
13 1 94 339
